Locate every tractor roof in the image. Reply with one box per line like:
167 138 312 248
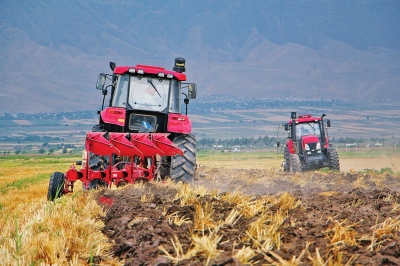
288 114 321 124
113 65 187 81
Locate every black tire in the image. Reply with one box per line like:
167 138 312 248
283 147 290 172
289 154 302 173
327 149 340 171
170 134 196 183
48 172 65 201
92 124 108 132
88 153 110 171
159 158 170 179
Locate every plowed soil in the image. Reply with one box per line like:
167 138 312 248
97 167 400 265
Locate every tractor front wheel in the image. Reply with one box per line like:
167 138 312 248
327 149 340 171
170 134 196 183
47 172 65 201
289 154 302 173
283 147 290 172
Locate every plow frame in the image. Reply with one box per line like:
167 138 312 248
61 132 182 195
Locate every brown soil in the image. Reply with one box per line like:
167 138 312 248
97 167 400 265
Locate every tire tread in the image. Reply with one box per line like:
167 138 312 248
327 149 340 170
170 134 196 183
47 172 65 201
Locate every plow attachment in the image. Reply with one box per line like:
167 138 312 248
60 132 182 194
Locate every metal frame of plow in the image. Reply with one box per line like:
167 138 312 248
62 132 183 194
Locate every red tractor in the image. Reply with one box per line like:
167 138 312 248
277 112 340 173
48 58 197 200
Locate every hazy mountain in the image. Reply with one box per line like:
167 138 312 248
0 0 399 113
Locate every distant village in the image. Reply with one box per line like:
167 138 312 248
0 97 343 120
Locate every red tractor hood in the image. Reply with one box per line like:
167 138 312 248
301 135 319 146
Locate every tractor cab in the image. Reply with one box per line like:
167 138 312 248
289 114 325 166
95 58 197 135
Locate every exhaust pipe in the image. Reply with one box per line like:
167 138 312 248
291 112 297 142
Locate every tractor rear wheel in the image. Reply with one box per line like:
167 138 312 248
170 134 196 183
289 154 302 173
47 172 65 201
327 149 340 171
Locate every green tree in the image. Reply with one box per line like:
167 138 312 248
38 148 45 154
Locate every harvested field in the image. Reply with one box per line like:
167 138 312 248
1 154 400 265
97 166 400 265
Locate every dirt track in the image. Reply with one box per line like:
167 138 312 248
97 167 400 265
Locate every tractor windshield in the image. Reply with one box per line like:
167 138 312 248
112 75 129 107
296 122 321 138
128 77 169 112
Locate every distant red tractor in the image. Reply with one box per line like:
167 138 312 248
48 58 197 200
277 112 340 173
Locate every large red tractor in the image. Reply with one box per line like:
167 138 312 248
48 58 197 200
277 112 340 173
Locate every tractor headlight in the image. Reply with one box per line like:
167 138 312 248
305 144 310 151
316 142 321 150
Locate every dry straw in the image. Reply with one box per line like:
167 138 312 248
1 191 120 265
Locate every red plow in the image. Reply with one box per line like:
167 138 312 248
48 132 182 200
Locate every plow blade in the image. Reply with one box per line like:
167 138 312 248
152 134 183 156
130 134 164 157
109 133 143 157
86 132 120 156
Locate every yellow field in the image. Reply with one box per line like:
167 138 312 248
0 156 120 265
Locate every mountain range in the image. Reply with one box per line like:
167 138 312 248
1 0 399 113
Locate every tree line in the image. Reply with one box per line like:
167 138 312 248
198 135 397 149
198 135 278 148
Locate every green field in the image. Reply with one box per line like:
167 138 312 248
0 100 399 155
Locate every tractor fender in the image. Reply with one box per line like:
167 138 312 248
287 140 296 154
167 113 192 134
99 107 126 126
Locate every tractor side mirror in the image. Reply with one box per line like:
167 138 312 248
187 83 197 99
277 141 280 147
110 62 116 71
291 112 297 119
284 123 289 131
326 119 331 127
96 73 107 90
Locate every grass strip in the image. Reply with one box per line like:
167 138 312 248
0 174 50 195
